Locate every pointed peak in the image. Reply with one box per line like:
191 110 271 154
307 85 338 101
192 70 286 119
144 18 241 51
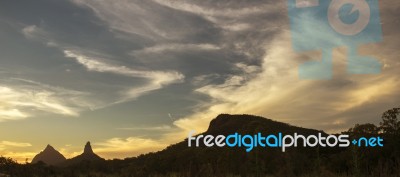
84 141 94 154
44 144 55 151
32 144 66 165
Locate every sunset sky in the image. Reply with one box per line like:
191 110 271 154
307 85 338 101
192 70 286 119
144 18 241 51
0 0 399 162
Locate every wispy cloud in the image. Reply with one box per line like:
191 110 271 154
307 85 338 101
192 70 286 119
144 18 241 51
117 125 172 131
72 0 201 40
151 0 284 36
1 0 399 161
0 79 93 121
131 43 220 56
152 0 276 18
64 50 184 101
21 25 44 39
64 50 183 81
14 24 186 121
21 25 58 47
170 28 400 136
0 141 32 148
68 0 400 139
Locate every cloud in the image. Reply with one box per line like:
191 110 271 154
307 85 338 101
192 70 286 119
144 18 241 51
65 0 400 145
0 79 93 121
21 25 58 47
0 141 32 148
21 25 39 38
170 26 400 136
151 0 284 39
63 50 184 101
235 63 260 74
0 151 37 163
0 141 34 162
71 0 217 41
152 0 277 18
191 74 221 86
2 0 398 161
72 0 157 39
0 108 28 120
93 137 168 159
117 125 172 131
220 23 252 32
22 25 45 38
143 0 398 138
16 24 185 121
131 43 220 56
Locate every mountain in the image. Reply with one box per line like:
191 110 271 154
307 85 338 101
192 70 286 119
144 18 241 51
61 141 104 166
206 114 324 135
4 113 400 176
31 145 66 165
119 114 334 176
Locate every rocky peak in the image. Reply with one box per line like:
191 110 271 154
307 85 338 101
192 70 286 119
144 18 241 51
31 144 66 165
62 141 104 166
84 141 94 154
44 144 55 151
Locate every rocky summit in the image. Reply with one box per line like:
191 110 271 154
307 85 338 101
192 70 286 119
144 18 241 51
31 145 66 165
62 141 104 166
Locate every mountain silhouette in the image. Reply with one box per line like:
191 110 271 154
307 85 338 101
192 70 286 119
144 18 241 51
122 114 333 176
31 145 66 165
61 141 104 166
4 112 400 176
4 113 400 176
206 114 324 135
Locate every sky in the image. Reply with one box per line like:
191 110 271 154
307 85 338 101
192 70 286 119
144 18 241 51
0 0 399 162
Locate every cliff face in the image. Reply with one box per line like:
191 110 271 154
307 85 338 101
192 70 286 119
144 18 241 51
31 145 66 165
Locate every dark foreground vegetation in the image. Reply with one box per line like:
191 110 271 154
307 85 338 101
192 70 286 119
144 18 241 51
1 107 399 177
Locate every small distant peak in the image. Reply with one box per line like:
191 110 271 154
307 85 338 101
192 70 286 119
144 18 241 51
84 141 94 154
44 144 55 151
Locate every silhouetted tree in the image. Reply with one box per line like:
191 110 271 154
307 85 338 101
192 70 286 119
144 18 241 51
348 123 379 134
380 107 400 135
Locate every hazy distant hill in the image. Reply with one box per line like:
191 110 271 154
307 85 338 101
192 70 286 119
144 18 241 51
31 145 66 166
